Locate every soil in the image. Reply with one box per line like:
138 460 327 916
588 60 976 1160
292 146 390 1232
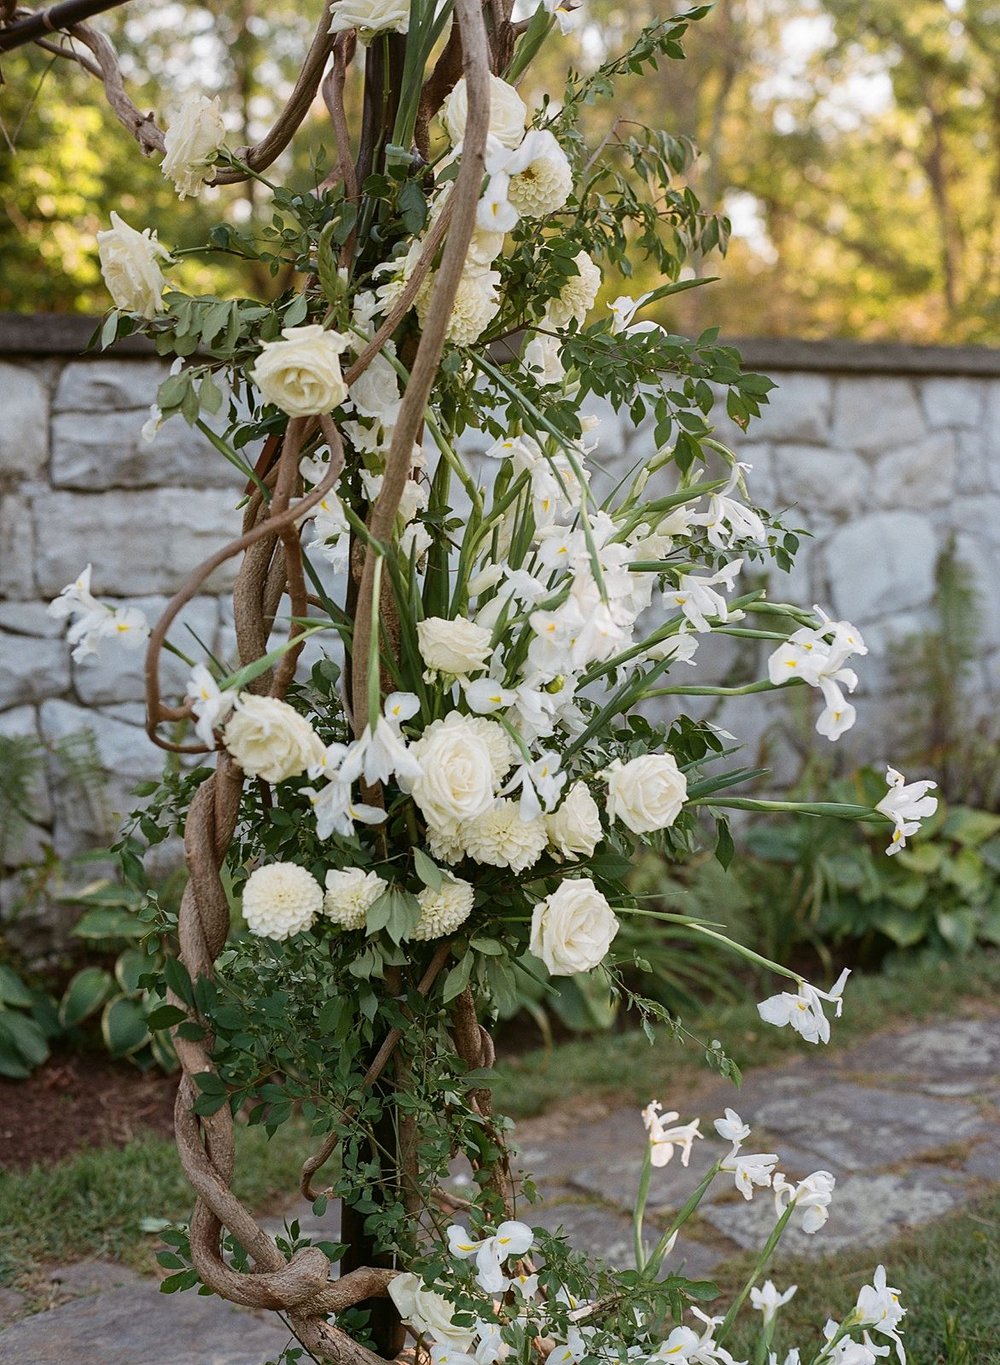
0 1050 176 1173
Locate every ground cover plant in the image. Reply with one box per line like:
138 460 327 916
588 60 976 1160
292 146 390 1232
3 0 946 1360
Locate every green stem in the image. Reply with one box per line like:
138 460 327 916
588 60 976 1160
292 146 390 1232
715 1205 795 1344
642 1159 722 1280
632 1142 653 1272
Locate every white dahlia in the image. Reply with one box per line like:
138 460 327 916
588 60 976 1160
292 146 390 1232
323 867 387 930
410 877 475 941
242 863 322 941
546 250 602 328
508 131 573 218
461 799 547 873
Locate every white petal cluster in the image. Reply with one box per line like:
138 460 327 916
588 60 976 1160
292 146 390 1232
875 766 938 855
545 250 602 328
418 615 493 676
443 75 527 149
767 608 867 741
185 664 236 747
417 267 501 347
388 1273 475 1349
507 130 573 218
447 1219 533 1294
223 694 326 784
461 799 548 872
161 93 226 199
48 564 150 663
251 324 350 418
529 877 619 975
97 213 171 319
605 754 687 834
757 968 850 1045
546 781 602 858
329 0 409 40
323 867 387 930
641 1101 703 1168
241 863 323 941
773 1169 837 1234
410 877 475 941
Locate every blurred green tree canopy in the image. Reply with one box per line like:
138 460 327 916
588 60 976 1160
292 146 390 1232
1 0 997 341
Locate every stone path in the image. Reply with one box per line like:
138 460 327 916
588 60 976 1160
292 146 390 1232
2 1017 998 1363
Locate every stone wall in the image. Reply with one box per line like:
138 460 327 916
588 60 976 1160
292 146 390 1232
2 315 998 923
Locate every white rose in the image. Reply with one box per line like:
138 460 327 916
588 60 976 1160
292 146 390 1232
96 212 171 319
410 713 496 832
546 781 602 859
329 0 409 40
388 1273 475 1349
529 877 619 975
223 694 326 783
417 615 492 676
605 754 687 834
250 324 351 418
443 74 527 148
242 863 323 941
160 93 227 199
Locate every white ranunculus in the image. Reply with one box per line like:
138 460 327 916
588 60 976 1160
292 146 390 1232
546 249 602 328
605 754 687 834
410 713 497 833
546 781 602 859
529 877 619 976
96 212 171 319
223 694 326 783
160 93 227 199
250 324 351 418
241 863 323 941
388 1273 476 1349
329 0 409 39
443 74 527 149
417 615 492 676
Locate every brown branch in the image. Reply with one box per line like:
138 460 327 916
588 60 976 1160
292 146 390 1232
349 0 491 738
66 20 164 155
0 0 127 52
320 32 359 208
143 417 346 750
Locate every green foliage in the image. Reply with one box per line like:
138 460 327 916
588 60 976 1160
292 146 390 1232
0 962 59 1079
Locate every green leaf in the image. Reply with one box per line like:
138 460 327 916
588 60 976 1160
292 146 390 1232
73 906 145 940
145 1003 188 1031
0 964 33 1008
442 952 474 1003
285 293 309 326
115 948 148 995
100 310 120 350
101 996 151 1057
714 816 734 871
0 1010 50 1069
413 849 443 890
59 966 115 1028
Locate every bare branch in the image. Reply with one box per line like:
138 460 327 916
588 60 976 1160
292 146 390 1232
0 0 129 53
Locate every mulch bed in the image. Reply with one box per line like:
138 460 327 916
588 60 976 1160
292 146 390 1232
0 1051 176 1172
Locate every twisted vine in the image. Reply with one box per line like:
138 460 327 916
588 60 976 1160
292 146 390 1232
135 2 515 1357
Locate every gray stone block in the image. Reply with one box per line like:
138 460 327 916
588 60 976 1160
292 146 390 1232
877 432 956 507
750 1082 983 1172
920 376 986 429
0 1282 291 1365
0 361 48 481
52 409 240 491
53 358 164 413
751 372 832 444
0 490 35 599
824 511 937 621
700 1168 971 1256
33 488 241 597
39 700 163 852
831 377 926 455
840 1019 1000 1086
0 600 64 637
774 444 869 516
0 632 70 709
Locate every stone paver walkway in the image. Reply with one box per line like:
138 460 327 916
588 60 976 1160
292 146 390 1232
2 1017 997 1363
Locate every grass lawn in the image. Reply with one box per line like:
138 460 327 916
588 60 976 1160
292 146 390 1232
716 1187 1000 1364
